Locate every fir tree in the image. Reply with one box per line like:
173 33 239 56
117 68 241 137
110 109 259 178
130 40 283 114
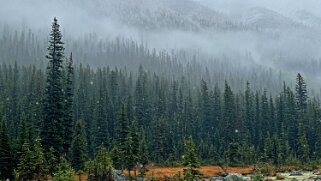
0 118 13 180
114 104 129 170
15 139 46 181
295 73 308 113
86 145 113 181
182 136 201 180
47 147 58 176
32 139 46 180
52 157 75 181
63 52 74 155
70 119 88 171
42 17 65 156
94 69 109 150
297 123 309 163
138 127 148 177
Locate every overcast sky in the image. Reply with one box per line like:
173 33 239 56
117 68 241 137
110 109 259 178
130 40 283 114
193 0 321 16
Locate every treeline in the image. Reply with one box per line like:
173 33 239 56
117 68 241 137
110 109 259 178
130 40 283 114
0 23 289 94
1 18 321 180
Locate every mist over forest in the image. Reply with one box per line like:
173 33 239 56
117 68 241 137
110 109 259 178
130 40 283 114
2 0 321 93
1 1 321 180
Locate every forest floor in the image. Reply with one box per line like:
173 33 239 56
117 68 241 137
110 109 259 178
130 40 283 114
74 165 253 180
138 165 253 180
74 165 321 180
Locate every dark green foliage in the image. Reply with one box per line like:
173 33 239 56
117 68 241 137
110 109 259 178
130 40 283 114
153 115 172 163
124 118 140 176
62 53 75 155
297 123 309 163
52 157 75 181
14 139 46 181
182 136 200 168
110 145 121 170
93 69 110 150
182 136 201 180
47 147 58 176
138 127 149 175
70 119 88 171
86 145 114 181
0 118 13 180
42 17 66 156
113 104 129 170
2 18 321 174
295 73 308 113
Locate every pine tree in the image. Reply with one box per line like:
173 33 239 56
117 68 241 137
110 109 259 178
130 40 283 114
15 139 46 180
93 69 109 150
0 118 13 180
47 147 58 176
245 82 255 144
295 73 308 113
182 136 201 180
63 52 74 155
32 139 46 180
297 123 309 163
15 142 33 180
223 82 236 142
138 127 148 176
86 145 113 181
52 157 75 181
114 104 129 170
110 145 121 170
125 118 140 176
153 115 170 163
124 132 135 176
200 79 211 137
42 17 65 156
70 119 88 171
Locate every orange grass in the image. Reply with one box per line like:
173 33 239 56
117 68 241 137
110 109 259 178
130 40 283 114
126 165 254 180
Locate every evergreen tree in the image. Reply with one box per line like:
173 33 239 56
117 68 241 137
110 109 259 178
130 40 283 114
138 127 148 170
70 119 88 171
295 73 308 113
47 147 58 176
32 139 46 180
125 118 140 176
42 17 66 156
114 104 129 170
200 79 211 137
86 145 113 181
63 52 74 155
182 136 201 180
110 145 121 170
0 118 13 180
52 157 75 181
93 69 109 150
124 131 135 176
15 139 46 181
153 115 170 163
297 123 309 163
15 142 33 180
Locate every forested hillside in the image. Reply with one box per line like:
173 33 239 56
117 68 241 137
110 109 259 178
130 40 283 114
0 18 321 180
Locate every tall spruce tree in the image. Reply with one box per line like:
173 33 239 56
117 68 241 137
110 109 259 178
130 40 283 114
63 52 74 155
113 104 129 171
138 127 148 177
295 73 308 114
70 119 88 171
42 17 65 156
93 69 109 150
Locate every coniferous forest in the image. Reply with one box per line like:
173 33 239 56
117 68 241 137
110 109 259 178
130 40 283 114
1 12 321 181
